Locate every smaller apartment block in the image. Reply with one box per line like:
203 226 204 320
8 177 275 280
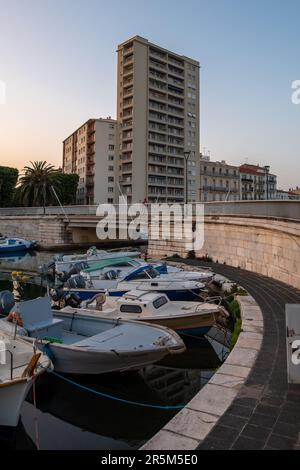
240 164 277 200
199 155 240 201
63 118 117 205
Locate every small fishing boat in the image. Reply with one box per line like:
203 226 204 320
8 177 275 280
0 236 36 253
81 257 214 283
10 297 185 375
0 327 51 429
53 247 141 274
61 291 229 335
59 275 206 302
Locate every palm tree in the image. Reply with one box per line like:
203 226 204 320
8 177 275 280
18 161 58 207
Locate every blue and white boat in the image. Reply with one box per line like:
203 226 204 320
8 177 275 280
0 236 36 253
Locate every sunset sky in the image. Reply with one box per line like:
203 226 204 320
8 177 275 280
0 0 299 189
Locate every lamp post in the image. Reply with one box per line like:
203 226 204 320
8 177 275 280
263 165 270 200
184 150 191 205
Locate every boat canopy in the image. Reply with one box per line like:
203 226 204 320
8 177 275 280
123 265 159 282
82 256 138 273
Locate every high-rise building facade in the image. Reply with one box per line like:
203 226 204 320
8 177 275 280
117 36 200 203
63 118 117 205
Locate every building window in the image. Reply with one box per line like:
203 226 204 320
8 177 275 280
109 134 114 140
108 155 114 161
108 166 114 171
108 177 114 182
107 198 114 203
109 144 115 150
108 187 114 193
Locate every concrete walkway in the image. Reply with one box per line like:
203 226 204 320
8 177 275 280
174 259 300 450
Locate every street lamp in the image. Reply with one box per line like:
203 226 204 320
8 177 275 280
184 150 191 204
263 165 270 200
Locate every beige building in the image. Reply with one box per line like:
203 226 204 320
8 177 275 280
63 118 117 205
199 155 240 202
240 164 277 200
117 36 200 203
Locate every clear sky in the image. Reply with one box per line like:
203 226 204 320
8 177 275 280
0 0 299 189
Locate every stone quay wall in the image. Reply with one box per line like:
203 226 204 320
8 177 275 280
148 215 300 290
0 216 72 248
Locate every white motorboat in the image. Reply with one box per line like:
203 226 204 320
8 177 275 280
61 291 229 335
54 247 141 273
0 327 51 428
9 297 185 375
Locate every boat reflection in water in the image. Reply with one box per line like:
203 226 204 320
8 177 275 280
16 336 227 450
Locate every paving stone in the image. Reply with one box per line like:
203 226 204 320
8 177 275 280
141 430 200 451
208 424 240 443
218 364 251 379
267 434 296 450
226 347 258 368
273 421 300 440
218 414 248 431
164 408 218 441
248 412 277 429
209 373 245 390
226 404 253 418
232 436 265 450
187 384 238 416
241 424 271 441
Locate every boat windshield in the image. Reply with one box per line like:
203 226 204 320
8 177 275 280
130 267 159 280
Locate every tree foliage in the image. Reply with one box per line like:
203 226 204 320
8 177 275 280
18 161 58 207
50 171 79 205
0 166 19 207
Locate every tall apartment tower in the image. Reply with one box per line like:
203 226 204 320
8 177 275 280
63 118 117 205
117 36 200 203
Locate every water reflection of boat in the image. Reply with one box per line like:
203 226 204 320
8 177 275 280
25 371 174 445
21 338 222 448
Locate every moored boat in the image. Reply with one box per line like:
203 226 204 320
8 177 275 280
6 297 185 375
61 290 229 335
0 237 37 253
0 328 52 429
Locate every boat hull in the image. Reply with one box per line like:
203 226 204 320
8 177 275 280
39 343 173 375
0 379 32 427
67 287 204 302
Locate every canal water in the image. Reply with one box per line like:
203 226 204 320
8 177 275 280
0 251 229 450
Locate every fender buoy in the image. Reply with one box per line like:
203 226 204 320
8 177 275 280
6 311 24 327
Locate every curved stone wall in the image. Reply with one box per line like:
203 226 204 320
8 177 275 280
148 215 300 290
141 295 263 450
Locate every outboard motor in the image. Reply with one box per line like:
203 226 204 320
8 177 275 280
103 269 120 280
65 275 86 289
0 291 15 316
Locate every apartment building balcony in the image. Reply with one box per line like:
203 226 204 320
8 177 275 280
123 109 133 118
123 45 133 56
122 119 133 129
168 117 184 127
149 114 168 125
122 131 133 141
168 106 184 117
168 77 184 88
148 165 167 175
167 178 184 185
123 87 133 97
149 122 167 133
123 66 134 78
148 154 166 164
120 152 132 161
168 127 184 137
149 100 167 112
168 147 183 156
168 96 184 107
168 64 184 76
149 69 167 81
86 178 94 186
168 137 184 147
168 84 184 97
123 99 133 110
201 171 239 178
87 125 96 134
149 59 167 72
148 187 167 195
202 185 228 192
123 77 133 87
121 176 133 184
148 133 167 143
123 55 133 66
148 177 167 185
149 91 167 103
149 79 167 92
167 157 184 167
149 144 167 154
122 142 133 151
242 187 255 192
149 48 167 61
122 163 132 173
168 56 184 69
167 167 184 176
241 176 254 182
